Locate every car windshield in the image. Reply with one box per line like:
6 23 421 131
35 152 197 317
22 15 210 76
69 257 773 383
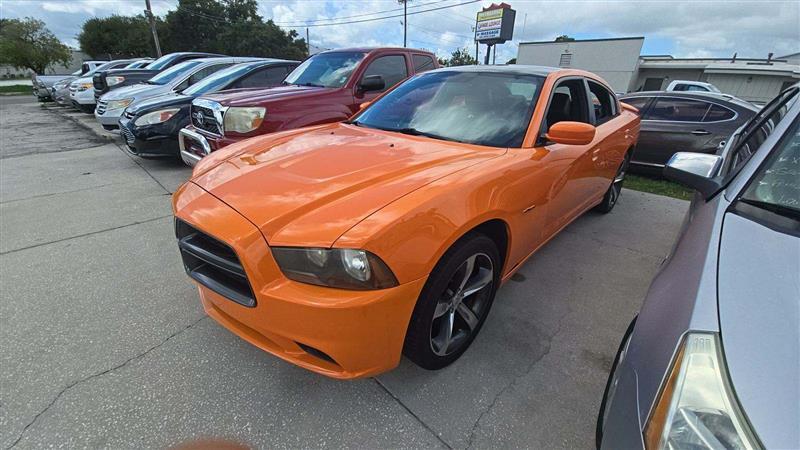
85 61 118 77
739 117 800 220
351 71 544 148
284 51 365 88
147 60 204 85
183 62 260 96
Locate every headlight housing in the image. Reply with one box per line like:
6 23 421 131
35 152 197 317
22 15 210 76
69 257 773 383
77 82 93 92
223 106 265 134
645 333 760 449
272 247 398 290
107 98 133 110
107 76 125 86
134 108 180 126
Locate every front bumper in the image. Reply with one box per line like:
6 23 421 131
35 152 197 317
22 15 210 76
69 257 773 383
174 182 425 378
70 88 96 105
118 115 179 157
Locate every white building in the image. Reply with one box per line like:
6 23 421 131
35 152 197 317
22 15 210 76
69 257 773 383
517 37 800 104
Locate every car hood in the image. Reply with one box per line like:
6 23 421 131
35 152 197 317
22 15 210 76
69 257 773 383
103 83 169 101
200 84 336 107
127 92 192 116
717 212 799 449
192 123 506 247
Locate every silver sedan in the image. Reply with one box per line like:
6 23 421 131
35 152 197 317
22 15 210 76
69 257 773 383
598 84 800 449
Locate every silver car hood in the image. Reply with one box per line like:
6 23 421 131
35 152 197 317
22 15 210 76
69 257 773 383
717 212 800 449
102 83 171 102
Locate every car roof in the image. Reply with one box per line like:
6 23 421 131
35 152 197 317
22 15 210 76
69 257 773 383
622 90 757 110
433 64 562 77
321 47 435 54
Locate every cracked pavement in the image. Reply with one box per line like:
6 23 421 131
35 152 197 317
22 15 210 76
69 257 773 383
0 96 689 449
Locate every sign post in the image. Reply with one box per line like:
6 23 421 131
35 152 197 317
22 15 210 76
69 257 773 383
474 3 515 64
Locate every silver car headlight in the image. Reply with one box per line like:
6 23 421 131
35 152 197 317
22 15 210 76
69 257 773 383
223 106 265 134
107 98 133 110
645 333 760 449
106 76 125 86
271 247 398 290
134 108 179 126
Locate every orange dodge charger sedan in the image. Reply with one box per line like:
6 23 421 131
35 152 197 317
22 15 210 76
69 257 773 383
173 65 639 379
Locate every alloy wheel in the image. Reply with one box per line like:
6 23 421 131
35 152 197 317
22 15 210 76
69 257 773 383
430 253 494 356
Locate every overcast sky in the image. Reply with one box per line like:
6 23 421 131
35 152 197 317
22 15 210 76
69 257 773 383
2 0 798 63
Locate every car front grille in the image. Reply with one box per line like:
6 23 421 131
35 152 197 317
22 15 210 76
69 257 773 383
175 219 256 307
92 74 104 91
191 105 223 136
120 126 135 145
96 100 107 115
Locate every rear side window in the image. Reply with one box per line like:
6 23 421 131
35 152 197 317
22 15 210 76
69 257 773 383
233 66 290 88
588 80 617 124
645 98 709 122
703 104 736 122
412 54 435 73
361 55 408 92
188 64 233 85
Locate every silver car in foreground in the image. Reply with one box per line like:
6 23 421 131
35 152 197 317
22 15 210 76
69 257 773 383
598 84 799 450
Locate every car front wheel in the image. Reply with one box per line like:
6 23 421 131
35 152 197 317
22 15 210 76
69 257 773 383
403 233 501 370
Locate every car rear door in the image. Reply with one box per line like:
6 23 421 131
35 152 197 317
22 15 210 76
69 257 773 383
634 96 713 166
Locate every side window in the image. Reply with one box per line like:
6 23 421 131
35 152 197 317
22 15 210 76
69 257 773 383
543 78 590 133
361 55 408 92
645 98 710 122
412 54 435 73
587 80 617 125
672 83 689 91
621 96 650 112
188 64 233 86
703 104 736 122
233 66 289 89
686 85 709 92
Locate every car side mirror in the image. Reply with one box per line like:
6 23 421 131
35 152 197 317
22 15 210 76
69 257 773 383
545 121 596 145
663 152 723 199
359 75 385 93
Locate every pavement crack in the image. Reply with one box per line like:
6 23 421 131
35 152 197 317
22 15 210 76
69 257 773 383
5 315 208 449
464 315 569 449
112 141 172 194
0 215 172 256
373 377 453 449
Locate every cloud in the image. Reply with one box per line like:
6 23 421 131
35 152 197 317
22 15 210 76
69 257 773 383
2 0 798 62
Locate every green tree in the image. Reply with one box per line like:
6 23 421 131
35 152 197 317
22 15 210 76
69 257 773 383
439 48 477 67
78 15 161 58
162 0 227 53
0 18 71 73
214 0 307 59
554 35 575 42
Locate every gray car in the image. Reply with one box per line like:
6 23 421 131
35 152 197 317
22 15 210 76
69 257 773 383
95 57 259 130
598 84 799 449
620 91 758 170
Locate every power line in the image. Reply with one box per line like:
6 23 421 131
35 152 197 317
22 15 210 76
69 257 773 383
276 0 480 28
272 0 453 25
407 23 473 40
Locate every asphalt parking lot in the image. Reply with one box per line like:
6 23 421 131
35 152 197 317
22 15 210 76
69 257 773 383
0 96 689 449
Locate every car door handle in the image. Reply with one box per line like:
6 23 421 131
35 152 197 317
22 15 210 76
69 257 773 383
691 129 711 136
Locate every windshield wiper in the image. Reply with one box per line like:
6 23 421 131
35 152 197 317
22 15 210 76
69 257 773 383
739 198 800 221
393 127 463 143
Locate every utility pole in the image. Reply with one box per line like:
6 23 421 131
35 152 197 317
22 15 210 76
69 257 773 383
144 0 162 57
306 27 310 55
399 0 408 47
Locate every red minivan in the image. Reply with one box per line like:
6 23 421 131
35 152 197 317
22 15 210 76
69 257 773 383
179 47 439 166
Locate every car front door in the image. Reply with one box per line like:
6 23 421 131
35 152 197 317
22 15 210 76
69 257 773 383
634 96 714 166
539 77 596 237
354 54 409 107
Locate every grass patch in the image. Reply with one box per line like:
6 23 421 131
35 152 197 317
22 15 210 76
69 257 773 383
0 84 31 94
625 174 694 201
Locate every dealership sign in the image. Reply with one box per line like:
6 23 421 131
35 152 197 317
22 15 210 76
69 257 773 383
475 3 515 44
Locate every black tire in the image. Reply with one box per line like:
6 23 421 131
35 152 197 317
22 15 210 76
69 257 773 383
596 316 637 449
595 150 632 214
403 232 501 370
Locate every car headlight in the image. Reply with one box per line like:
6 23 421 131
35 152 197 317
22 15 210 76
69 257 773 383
223 106 265 134
107 76 125 86
645 333 760 449
134 108 180 126
107 98 133 110
77 82 93 92
271 247 398 290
